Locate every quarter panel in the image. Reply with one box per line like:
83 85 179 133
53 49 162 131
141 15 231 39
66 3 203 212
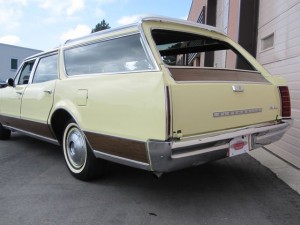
53 72 166 142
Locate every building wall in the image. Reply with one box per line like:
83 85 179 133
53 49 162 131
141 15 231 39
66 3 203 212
257 0 300 168
0 43 41 81
226 0 240 68
214 0 229 68
188 0 242 69
188 0 207 21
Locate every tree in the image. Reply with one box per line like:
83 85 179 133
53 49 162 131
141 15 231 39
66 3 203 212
91 20 111 33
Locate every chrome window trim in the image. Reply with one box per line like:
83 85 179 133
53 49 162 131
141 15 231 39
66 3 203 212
62 32 159 78
164 85 172 139
62 70 161 79
15 59 38 86
30 52 59 84
63 32 140 50
64 24 139 46
137 21 159 71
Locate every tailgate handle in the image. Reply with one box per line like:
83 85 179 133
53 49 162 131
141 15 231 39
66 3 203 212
232 85 244 92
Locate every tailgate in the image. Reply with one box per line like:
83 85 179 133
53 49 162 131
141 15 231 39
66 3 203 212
169 68 281 137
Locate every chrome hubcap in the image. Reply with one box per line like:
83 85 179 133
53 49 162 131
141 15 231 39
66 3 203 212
66 127 87 169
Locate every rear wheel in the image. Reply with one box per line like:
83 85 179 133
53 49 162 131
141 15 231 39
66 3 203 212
62 120 104 181
0 123 11 140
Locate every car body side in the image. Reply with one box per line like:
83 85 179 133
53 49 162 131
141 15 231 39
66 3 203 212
0 17 292 175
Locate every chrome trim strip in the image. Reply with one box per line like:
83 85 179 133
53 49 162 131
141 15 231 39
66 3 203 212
62 69 159 78
3 125 59 145
213 108 262 118
93 150 150 171
63 31 140 50
164 85 172 139
64 24 139 46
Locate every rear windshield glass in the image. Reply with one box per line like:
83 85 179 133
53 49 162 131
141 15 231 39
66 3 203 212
152 29 256 71
64 34 155 76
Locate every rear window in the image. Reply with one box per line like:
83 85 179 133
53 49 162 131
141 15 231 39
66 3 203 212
64 34 155 76
152 29 256 71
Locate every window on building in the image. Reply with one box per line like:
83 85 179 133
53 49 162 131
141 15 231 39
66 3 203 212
197 6 206 24
261 33 274 51
11 58 18 70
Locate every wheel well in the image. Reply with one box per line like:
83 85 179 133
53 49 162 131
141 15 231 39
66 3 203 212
50 109 73 144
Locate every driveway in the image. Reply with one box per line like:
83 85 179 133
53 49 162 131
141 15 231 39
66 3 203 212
1 133 300 225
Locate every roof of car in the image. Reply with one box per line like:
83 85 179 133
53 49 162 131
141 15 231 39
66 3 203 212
66 15 224 45
24 15 224 61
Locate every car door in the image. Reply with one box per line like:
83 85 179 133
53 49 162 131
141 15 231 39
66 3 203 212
0 60 36 127
20 53 58 139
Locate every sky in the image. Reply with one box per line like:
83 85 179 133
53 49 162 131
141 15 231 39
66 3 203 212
0 0 192 51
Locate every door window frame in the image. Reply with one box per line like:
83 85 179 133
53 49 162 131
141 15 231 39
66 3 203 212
31 53 59 84
14 59 38 86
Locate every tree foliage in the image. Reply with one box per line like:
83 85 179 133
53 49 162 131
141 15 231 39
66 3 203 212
91 20 111 33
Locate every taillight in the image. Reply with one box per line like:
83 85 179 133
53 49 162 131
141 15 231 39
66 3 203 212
279 86 291 118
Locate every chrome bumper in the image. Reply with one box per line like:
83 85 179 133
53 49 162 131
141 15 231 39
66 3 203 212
147 120 292 172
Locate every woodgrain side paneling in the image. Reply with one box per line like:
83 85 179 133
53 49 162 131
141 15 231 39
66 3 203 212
0 115 55 139
168 67 268 83
84 131 149 163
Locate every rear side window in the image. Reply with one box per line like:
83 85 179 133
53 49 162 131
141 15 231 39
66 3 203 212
64 34 155 76
152 29 256 71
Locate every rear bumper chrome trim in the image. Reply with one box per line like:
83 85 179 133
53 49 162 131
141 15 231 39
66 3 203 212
147 120 292 173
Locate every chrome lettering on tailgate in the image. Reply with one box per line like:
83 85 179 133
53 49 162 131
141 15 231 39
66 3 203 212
213 108 262 118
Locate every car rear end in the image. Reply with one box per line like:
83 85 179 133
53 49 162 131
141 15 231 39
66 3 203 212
141 18 292 173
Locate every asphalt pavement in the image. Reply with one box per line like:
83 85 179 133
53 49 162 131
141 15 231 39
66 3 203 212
1 133 300 225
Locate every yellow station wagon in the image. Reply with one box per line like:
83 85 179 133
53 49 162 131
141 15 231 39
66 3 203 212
0 16 292 180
